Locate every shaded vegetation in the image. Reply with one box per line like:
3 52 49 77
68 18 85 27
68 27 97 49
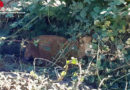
0 0 130 89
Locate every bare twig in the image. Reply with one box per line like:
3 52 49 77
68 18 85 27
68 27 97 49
98 76 112 89
33 58 63 71
96 38 101 81
110 73 130 86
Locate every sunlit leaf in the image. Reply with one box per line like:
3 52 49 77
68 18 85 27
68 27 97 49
61 71 67 76
30 71 38 79
71 57 78 65
110 36 114 41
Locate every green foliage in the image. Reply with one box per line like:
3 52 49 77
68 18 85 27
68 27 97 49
30 70 38 79
71 57 78 65
5 0 130 89
33 39 40 47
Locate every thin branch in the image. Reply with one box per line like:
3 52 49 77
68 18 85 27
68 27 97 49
110 73 130 86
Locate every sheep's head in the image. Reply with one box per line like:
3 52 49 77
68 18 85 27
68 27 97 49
78 36 92 58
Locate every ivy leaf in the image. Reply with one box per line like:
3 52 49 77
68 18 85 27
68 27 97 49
126 38 130 45
113 0 126 5
117 45 124 50
96 60 103 70
80 76 84 82
94 20 100 26
77 2 83 9
109 0 125 6
61 71 67 76
80 8 87 18
66 60 70 64
84 0 94 4
103 45 110 52
30 71 38 79
93 7 100 13
105 21 111 27
92 44 98 50
73 72 78 76
91 11 98 19
110 36 114 41
92 33 98 39
33 39 40 47
71 57 78 65
10 22 18 28
101 32 107 37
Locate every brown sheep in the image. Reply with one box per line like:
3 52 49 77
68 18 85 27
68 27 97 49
24 35 92 66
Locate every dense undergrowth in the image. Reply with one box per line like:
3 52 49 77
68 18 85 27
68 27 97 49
0 0 130 89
